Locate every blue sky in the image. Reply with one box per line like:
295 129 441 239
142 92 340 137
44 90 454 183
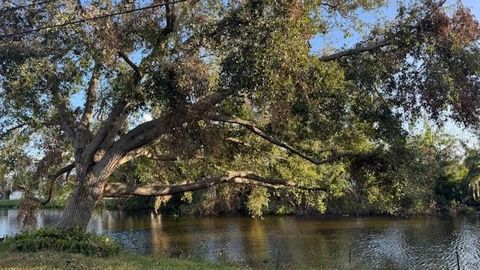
309 0 480 146
311 0 480 52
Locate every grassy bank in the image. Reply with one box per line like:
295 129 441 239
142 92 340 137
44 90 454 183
0 229 239 270
0 250 240 270
0 199 20 209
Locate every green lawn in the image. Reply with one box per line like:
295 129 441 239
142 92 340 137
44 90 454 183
0 199 20 209
0 250 241 270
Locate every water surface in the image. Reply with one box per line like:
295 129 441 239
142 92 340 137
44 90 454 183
1 209 479 269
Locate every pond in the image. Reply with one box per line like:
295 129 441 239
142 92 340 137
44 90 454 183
1 209 480 269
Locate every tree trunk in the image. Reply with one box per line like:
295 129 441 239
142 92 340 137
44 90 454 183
56 174 105 231
56 152 123 231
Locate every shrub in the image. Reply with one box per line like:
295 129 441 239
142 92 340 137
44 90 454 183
4 227 119 257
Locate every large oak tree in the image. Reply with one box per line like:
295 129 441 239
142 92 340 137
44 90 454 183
1 0 479 230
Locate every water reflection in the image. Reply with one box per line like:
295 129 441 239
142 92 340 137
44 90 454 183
1 209 480 269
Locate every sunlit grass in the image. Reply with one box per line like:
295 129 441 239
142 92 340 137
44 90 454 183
0 250 240 270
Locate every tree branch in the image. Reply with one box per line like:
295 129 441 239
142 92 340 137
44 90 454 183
80 64 101 127
82 99 129 164
85 0 206 165
51 89 76 141
103 171 326 197
117 148 176 166
140 0 199 66
112 88 236 161
82 47 148 164
318 38 393 62
0 123 26 140
318 0 448 62
41 163 75 205
118 51 141 79
0 120 61 140
210 115 357 165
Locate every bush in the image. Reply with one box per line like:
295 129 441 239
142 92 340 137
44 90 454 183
4 228 120 257
447 200 476 215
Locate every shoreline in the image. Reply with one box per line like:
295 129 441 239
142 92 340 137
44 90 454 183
1 199 479 218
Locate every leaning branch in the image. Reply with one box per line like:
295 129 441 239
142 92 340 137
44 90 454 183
103 171 326 197
318 38 393 62
210 115 357 165
113 88 236 160
41 163 75 205
117 148 177 166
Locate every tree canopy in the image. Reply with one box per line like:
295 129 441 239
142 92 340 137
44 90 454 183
0 0 479 230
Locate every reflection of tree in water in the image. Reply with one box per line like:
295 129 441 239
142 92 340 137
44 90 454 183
1 210 24 237
270 218 355 269
149 213 172 256
198 218 245 263
243 218 268 268
4 211 480 268
149 217 272 265
17 195 40 230
160 217 199 258
100 211 156 231
241 217 360 269
90 211 167 255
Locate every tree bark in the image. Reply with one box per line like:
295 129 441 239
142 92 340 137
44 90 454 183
56 174 105 231
56 150 124 231
103 171 327 197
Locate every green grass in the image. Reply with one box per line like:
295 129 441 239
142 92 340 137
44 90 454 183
0 199 20 208
0 229 240 270
0 250 240 270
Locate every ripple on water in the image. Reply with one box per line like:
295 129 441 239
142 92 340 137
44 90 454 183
2 211 480 269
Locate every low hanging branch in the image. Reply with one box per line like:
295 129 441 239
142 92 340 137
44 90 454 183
16 162 75 208
41 163 75 205
103 171 327 197
209 115 358 165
